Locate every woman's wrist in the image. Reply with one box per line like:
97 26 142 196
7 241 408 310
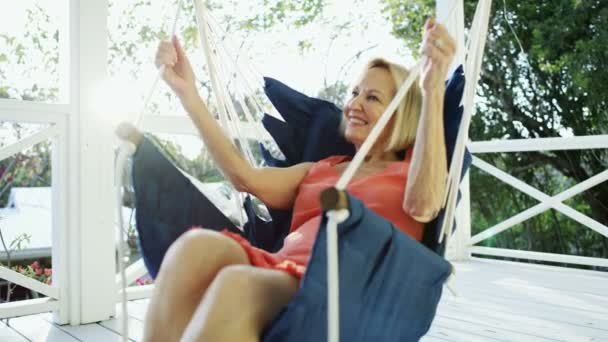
421 84 446 98
180 90 203 113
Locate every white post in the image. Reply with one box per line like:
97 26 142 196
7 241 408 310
51 118 69 325
454 173 472 259
67 0 115 324
437 0 471 260
52 0 72 326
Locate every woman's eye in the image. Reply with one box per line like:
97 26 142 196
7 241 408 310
351 91 359 97
367 95 379 102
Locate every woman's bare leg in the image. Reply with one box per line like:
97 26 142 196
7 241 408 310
142 229 249 342
181 265 299 342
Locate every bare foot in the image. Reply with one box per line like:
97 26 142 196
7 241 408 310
115 122 143 147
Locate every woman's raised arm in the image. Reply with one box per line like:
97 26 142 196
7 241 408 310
403 19 455 223
157 37 312 209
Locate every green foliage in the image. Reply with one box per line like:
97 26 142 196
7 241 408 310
12 261 52 286
0 4 59 102
317 81 349 108
0 138 52 207
148 135 224 182
238 0 326 31
382 0 435 56
383 0 608 264
8 234 31 252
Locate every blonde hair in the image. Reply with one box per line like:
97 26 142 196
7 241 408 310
365 58 422 152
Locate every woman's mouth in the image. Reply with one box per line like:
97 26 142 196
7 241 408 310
348 114 368 126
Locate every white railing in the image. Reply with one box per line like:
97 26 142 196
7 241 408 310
1 0 119 325
459 135 608 268
0 100 70 321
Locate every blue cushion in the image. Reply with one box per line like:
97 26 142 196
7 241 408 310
262 77 356 165
263 193 451 341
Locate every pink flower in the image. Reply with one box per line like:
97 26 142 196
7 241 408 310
35 268 43 276
44 268 52 276
31 261 40 269
136 275 153 285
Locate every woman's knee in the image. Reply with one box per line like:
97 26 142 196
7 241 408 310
210 265 299 324
204 265 264 329
160 229 248 275
213 264 256 290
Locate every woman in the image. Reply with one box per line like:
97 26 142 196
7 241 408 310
139 18 455 342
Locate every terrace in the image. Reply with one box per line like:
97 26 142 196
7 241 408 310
0 0 606 341
1 259 607 341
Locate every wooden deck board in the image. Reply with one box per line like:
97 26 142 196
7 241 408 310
4 314 81 341
456 259 608 297
38 313 125 342
435 304 602 341
98 305 144 342
439 297 608 339
0 320 29 342
1 258 606 341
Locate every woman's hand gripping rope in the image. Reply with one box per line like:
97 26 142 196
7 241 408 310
155 36 200 112
419 18 457 95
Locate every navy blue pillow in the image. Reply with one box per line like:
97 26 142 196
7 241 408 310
261 77 356 165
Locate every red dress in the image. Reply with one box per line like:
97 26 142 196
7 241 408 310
223 152 423 279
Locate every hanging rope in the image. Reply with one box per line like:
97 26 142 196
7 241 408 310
439 0 492 248
200 12 286 160
116 2 183 341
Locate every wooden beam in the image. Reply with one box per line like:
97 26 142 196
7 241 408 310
0 99 69 124
0 298 59 320
69 0 115 325
0 266 59 299
470 247 608 268
470 158 608 244
470 135 608 153
0 125 58 162
115 259 148 288
140 114 273 141
117 284 155 302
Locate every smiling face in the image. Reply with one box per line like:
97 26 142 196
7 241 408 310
343 66 397 150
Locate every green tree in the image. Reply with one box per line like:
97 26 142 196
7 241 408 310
383 0 608 263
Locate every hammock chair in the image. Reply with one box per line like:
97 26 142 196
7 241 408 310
134 70 470 277
115 0 492 340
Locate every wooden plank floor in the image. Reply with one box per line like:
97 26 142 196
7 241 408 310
1 258 607 341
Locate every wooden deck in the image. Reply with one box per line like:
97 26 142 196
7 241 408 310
1 258 607 341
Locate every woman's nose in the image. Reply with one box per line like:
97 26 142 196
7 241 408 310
349 94 364 110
